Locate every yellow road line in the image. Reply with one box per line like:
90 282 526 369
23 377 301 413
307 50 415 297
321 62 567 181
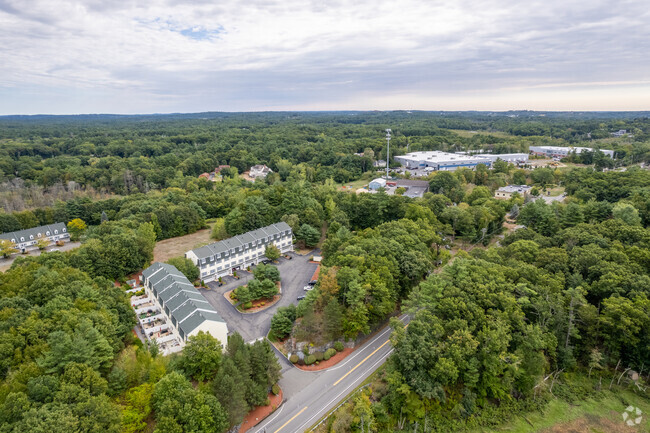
274 406 308 433
333 339 390 386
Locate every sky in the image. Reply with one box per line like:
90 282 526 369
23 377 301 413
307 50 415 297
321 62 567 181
1 0 649 114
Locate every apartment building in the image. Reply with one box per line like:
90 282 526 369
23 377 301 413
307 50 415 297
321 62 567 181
185 222 293 282
0 222 69 252
131 262 228 355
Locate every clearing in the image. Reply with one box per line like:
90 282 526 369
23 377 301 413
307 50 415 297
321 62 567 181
153 226 214 262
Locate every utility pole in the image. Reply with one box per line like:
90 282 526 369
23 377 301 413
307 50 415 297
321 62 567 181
385 128 391 179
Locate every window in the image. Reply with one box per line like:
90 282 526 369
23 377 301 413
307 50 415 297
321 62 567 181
30 235 33 240
11 239 14 243
37 233 42 238
20 237 24 242
46 231 50 236
62 228 66 232
54 230 58 234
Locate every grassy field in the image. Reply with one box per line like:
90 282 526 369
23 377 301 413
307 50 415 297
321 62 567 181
152 225 214 262
336 178 371 192
472 389 650 433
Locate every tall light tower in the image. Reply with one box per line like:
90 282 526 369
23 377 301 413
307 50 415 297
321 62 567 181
385 128 391 179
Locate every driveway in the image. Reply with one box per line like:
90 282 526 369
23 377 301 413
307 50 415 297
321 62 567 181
198 251 319 343
0 241 82 272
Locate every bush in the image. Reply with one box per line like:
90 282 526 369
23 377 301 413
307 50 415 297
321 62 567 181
325 348 337 359
314 351 324 362
242 301 253 310
289 354 299 364
333 341 344 352
230 292 237 300
304 355 316 365
303 346 310 356
323 352 331 361
271 384 280 395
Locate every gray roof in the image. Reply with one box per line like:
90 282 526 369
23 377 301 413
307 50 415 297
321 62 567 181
189 222 292 260
142 262 225 337
0 222 67 243
497 185 532 193
395 179 430 188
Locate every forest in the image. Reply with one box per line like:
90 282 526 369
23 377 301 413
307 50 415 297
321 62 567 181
0 111 649 433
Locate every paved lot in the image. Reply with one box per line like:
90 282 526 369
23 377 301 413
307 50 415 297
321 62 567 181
198 250 318 343
0 241 81 272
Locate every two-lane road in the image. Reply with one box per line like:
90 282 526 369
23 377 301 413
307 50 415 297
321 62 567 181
254 315 409 433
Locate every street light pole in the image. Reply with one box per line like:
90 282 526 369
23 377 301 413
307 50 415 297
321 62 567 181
385 128 391 179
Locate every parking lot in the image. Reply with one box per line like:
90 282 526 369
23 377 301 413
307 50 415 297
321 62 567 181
198 250 319 342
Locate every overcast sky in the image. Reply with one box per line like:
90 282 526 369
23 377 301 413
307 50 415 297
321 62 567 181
1 0 649 114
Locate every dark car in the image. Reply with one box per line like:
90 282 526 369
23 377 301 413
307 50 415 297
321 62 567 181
308 280 317 286
297 296 306 301
261 259 271 265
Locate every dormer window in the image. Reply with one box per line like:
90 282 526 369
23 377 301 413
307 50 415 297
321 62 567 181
46 231 50 236
11 238 15 243
29 235 33 240
62 228 66 232
54 230 58 234
20 237 24 242
37 233 42 238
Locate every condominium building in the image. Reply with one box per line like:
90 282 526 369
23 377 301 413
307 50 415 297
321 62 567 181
0 222 70 252
185 222 293 282
131 262 228 355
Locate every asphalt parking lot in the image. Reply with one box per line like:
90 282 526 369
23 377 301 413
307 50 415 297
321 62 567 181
198 250 319 343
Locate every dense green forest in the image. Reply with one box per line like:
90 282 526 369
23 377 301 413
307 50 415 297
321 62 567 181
0 112 649 433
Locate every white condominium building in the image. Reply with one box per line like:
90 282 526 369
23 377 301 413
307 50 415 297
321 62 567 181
185 222 293 282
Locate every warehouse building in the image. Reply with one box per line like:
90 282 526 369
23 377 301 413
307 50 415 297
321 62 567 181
394 151 527 172
529 146 614 158
131 262 228 355
185 222 293 282
494 185 532 200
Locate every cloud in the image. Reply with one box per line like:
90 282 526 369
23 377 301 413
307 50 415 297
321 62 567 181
0 0 649 113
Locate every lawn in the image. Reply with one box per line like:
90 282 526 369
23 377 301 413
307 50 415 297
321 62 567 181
152 224 214 263
471 389 650 433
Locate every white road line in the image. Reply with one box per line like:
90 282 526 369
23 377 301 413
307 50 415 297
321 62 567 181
296 349 394 432
252 404 284 433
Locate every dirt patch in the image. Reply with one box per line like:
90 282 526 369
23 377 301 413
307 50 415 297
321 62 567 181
239 387 283 433
295 347 355 371
152 227 213 263
539 413 636 433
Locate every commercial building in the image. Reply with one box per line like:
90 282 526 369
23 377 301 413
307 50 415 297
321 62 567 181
185 222 293 282
529 146 614 158
131 262 228 355
369 178 387 190
494 185 532 200
394 151 526 172
0 222 70 252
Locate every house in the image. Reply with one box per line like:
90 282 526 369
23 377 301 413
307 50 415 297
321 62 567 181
185 222 293 282
369 178 387 190
198 173 211 180
494 185 532 200
374 160 387 168
135 262 228 355
0 222 70 252
249 164 273 179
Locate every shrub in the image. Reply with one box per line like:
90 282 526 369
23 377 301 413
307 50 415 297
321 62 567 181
314 351 324 362
323 352 331 361
304 355 316 365
230 292 237 300
302 346 310 356
289 354 299 364
271 384 280 395
261 302 265 306
333 341 344 352
242 301 253 310
325 348 337 359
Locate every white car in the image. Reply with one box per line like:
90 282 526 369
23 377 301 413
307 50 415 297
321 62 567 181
49 248 60 252
303 285 314 291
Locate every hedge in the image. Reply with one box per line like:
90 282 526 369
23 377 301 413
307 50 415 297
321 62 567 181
333 341 344 352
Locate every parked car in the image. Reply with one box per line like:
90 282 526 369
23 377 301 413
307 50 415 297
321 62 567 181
308 280 317 286
303 285 314 291
48 248 60 252
261 259 271 265
297 296 306 301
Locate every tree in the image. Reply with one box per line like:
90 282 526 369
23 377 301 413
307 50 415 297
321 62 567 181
0 239 18 258
323 298 343 341
67 218 88 241
253 263 280 282
211 218 229 240
264 244 281 261
297 223 320 247
612 202 641 226
270 310 294 339
36 237 50 250
179 331 223 381
166 257 200 282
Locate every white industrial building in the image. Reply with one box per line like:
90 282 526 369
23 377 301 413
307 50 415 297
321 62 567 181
369 178 387 190
130 262 228 355
529 146 614 158
394 151 528 172
186 222 293 282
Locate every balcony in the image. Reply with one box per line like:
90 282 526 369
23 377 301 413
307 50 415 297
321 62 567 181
135 303 160 315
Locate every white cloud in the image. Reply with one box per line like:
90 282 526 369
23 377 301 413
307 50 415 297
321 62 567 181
0 0 649 113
